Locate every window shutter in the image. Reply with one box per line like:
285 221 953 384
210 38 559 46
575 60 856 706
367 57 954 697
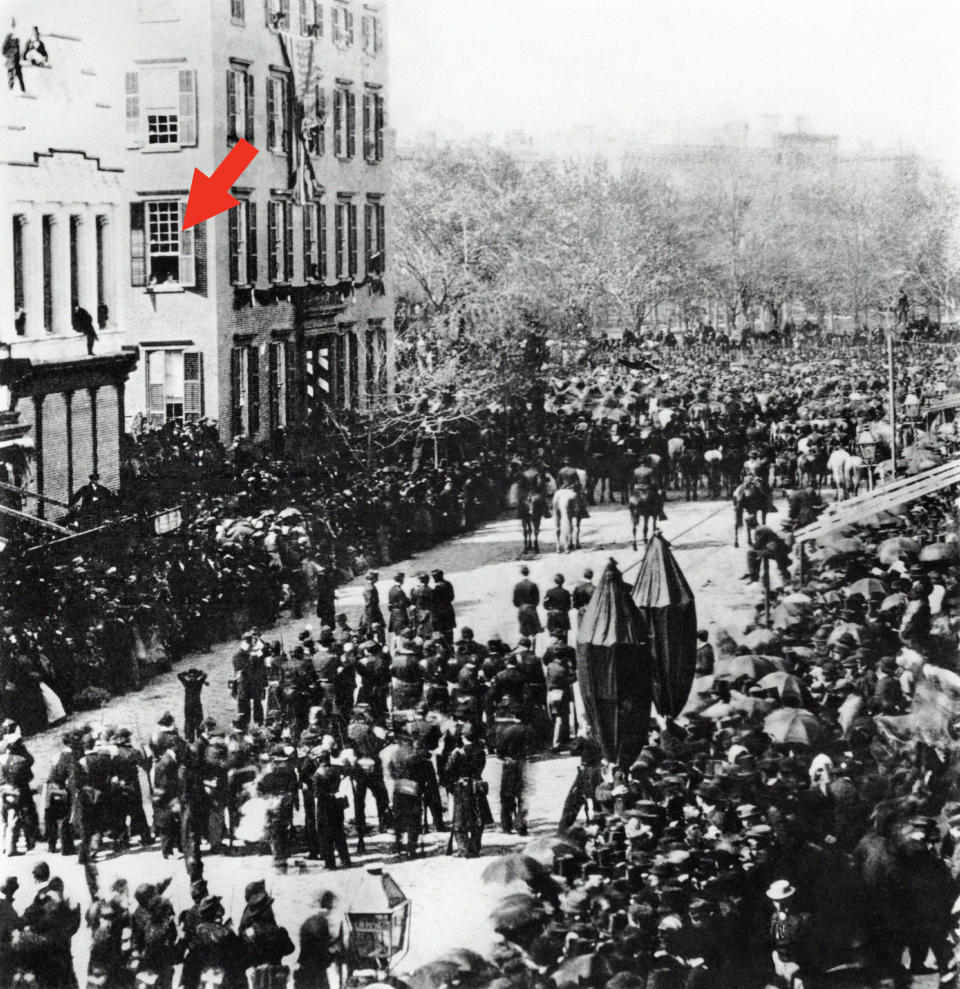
244 73 255 141
231 348 243 436
377 202 385 266
184 351 203 419
318 202 327 280
283 201 294 281
346 89 356 158
147 351 166 425
269 341 278 429
345 8 354 44
247 201 258 284
317 86 326 154
303 203 314 278
333 88 343 157
335 203 344 278
375 94 384 161
125 71 142 146
280 0 290 24
227 70 237 142
178 69 198 146
265 0 271 27
267 201 278 281
374 16 381 51
248 345 261 434
363 92 372 161
299 0 308 33
267 76 276 150
362 14 370 52
280 77 289 155
332 4 340 43
228 207 239 283
364 202 372 270
130 202 146 287
285 338 296 423
314 1 323 37
178 202 195 286
347 202 357 277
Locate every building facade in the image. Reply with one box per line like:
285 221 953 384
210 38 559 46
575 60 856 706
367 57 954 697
117 0 392 445
0 21 137 522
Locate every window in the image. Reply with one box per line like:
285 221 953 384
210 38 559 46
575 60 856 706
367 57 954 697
306 85 325 155
265 0 290 29
364 199 384 273
304 201 328 281
130 200 195 287
227 66 254 143
13 216 24 334
266 74 289 154
42 215 53 332
334 201 357 279
333 86 355 158
376 324 387 394
127 67 197 149
332 3 354 46
361 13 381 54
146 349 204 424
69 216 80 312
231 0 245 21
299 0 321 36
267 200 293 282
229 200 258 285
363 91 384 162
231 345 260 436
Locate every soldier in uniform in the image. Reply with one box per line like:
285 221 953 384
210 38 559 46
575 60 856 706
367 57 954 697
571 568 595 624
112 726 152 849
543 573 572 643
496 716 535 835
388 725 432 858
74 731 113 863
360 571 385 639
312 751 351 870
256 746 299 873
295 890 340 989
44 730 80 855
346 706 393 838
512 565 542 639
239 887 295 989
387 572 410 654
445 723 488 858
177 668 209 742
181 895 247 989
409 573 434 637
430 569 457 643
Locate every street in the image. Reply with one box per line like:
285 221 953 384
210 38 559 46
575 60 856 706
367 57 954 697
9 495 769 980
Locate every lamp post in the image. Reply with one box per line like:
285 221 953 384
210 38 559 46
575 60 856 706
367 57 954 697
344 866 411 983
903 393 921 447
856 428 877 491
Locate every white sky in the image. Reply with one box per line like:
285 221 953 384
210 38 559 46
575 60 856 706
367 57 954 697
389 0 960 172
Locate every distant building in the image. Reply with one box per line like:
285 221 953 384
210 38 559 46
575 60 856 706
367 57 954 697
112 0 392 444
0 21 137 523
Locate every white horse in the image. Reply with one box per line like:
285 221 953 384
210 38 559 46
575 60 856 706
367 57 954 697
552 488 583 553
827 448 866 500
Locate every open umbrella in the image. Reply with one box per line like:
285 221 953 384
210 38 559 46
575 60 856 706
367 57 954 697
878 536 920 565
714 655 781 682
770 604 801 630
827 622 864 645
920 543 958 563
632 534 698 718
410 951 497 989
821 538 865 560
482 854 551 886
783 592 812 606
489 893 546 935
756 672 809 703
880 592 908 613
844 578 886 598
763 708 822 746
742 628 778 651
523 836 584 867
576 559 652 767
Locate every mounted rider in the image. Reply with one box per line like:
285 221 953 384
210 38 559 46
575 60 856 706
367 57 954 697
556 459 589 518
743 447 777 513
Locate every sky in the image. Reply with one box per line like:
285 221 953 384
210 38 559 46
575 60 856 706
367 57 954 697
388 0 960 173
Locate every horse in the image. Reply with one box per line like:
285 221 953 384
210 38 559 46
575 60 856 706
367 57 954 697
797 448 828 492
677 449 704 501
703 449 723 499
733 478 770 547
628 482 665 550
827 448 866 501
552 488 583 553
721 445 746 498
667 436 685 491
518 490 547 553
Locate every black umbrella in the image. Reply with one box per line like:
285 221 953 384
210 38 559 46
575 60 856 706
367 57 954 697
632 533 697 718
575 558 652 767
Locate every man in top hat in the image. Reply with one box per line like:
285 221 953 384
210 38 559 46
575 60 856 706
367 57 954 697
386 572 410 654
239 882 295 988
430 569 456 643
512 566 542 639
571 568 595 626
360 571 385 641
180 894 246 989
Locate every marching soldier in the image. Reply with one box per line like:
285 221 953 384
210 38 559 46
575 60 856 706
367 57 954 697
445 723 488 858
496 716 535 835
409 572 434 638
387 572 410 653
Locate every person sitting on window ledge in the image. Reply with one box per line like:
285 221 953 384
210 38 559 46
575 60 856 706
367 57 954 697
3 20 24 92
72 306 98 355
22 27 47 66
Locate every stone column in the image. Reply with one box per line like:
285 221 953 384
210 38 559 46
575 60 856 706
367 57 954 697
20 208 44 337
51 209 73 335
78 206 99 320
0 208 14 342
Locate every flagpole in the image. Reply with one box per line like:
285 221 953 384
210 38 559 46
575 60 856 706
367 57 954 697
887 319 897 479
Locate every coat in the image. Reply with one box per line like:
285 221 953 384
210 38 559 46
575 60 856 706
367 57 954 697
431 579 456 631
387 584 410 633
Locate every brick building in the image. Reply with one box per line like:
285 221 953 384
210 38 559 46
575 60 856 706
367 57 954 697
0 19 138 523
116 0 392 444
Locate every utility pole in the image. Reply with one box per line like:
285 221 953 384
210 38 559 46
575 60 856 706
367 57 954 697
886 310 897 479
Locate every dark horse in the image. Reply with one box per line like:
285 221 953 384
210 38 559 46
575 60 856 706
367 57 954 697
733 478 771 547
628 477 666 550
519 490 547 553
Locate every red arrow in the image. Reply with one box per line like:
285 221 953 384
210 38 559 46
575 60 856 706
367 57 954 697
182 139 259 230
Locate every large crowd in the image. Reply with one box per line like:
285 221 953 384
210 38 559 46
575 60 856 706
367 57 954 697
2 333 960 988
